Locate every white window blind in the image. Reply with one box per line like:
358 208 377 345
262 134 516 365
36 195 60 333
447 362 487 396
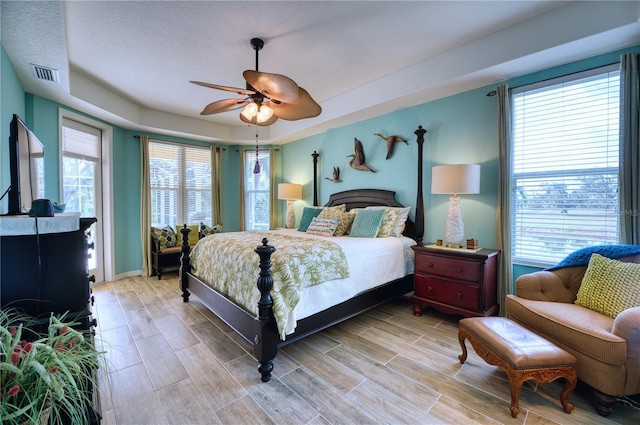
62 118 101 161
149 141 211 228
511 64 620 266
244 149 271 230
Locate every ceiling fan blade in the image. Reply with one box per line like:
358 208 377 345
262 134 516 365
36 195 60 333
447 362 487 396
200 98 249 115
243 70 300 104
270 87 322 121
190 80 255 96
239 110 279 126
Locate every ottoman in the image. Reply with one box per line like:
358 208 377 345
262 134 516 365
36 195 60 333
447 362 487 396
458 317 577 418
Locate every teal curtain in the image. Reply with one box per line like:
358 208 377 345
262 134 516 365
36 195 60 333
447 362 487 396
495 84 513 316
620 52 639 245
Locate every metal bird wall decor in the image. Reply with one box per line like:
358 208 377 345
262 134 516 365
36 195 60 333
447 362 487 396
374 133 408 159
325 167 342 183
348 138 375 172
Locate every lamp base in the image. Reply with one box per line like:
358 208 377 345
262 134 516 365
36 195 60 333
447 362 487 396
444 196 464 246
285 200 296 229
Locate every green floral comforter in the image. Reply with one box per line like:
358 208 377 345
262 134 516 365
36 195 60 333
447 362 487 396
189 231 349 339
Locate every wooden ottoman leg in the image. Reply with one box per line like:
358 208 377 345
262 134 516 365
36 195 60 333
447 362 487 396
505 368 525 418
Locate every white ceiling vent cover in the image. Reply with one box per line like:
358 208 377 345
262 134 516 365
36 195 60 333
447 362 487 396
31 64 60 83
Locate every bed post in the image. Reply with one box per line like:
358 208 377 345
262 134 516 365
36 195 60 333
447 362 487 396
253 238 279 382
414 126 426 246
311 150 320 206
179 225 191 302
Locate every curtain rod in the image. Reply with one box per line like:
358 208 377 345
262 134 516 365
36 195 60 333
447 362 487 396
133 135 227 150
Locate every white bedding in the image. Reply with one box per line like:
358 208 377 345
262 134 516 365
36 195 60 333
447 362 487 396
274 229 415 335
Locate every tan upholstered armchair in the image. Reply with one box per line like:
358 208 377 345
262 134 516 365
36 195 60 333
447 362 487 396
505 250 640 416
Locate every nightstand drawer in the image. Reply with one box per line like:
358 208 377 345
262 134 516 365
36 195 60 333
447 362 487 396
415 276 479 311
414 254 480 282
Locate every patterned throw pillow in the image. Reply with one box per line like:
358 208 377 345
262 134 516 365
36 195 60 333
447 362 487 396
151 225 177 250
366 206 411 237
297 207 323 232
575 253 640 318
318 209 357 236
200 222 222 238
377 208 400 237
349 209 384 238
176 224 200 245
306 217 340 236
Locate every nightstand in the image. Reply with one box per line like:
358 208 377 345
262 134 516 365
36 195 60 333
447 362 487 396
411 244 500 317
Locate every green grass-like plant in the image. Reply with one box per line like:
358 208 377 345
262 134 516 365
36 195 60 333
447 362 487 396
0 309 103 425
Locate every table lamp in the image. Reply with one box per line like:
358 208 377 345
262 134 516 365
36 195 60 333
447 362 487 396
278 183 303 229
431 164 480 247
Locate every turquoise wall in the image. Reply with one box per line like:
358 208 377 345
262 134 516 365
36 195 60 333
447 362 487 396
2 39 637 277
281 85 499 248
1 44 26 214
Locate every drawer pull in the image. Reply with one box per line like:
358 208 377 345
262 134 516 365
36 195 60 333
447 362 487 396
427 286 433 292
427 263 434 268
456 292 462 298
456 267 463 273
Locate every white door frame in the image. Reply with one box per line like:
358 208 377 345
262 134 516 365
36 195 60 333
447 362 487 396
58 109 114 283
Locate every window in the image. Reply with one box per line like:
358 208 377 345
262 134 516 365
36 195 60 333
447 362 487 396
149 141 211 228
243 149 271 230
511 64 620 266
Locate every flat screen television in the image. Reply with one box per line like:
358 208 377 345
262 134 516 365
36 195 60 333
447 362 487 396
6 114 45 215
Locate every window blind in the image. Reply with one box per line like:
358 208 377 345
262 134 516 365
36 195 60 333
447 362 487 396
243 149 271 230
149 141 211 228
511 64 620 266
62 118 101 161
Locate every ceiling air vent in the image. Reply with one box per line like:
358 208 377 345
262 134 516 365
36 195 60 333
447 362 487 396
31 64 60 83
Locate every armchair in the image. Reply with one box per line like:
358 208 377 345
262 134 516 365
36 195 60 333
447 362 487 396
505 249 640 416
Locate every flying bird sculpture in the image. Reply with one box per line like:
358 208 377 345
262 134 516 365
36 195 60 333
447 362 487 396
374 133 408 160
325 167 342 183
348 138 375 172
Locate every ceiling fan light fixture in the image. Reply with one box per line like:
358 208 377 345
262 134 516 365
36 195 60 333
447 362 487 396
256 105 274 123
241 102 259 120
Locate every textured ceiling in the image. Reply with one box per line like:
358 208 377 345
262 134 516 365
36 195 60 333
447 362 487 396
2 1 639 144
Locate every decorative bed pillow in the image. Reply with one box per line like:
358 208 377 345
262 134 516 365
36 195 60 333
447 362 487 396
365 206 411 237
306 217 340 236
322 204 346 213
318 209 356 236
200 223 222 238
297 207 323 232
177 224 200 245
151 225 176 249
349 209 384 238
575 253 640 318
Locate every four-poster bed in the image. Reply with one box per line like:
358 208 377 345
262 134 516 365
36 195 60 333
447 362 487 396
179 126 427 382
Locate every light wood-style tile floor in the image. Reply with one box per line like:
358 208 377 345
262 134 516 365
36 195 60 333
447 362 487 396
92 272 639 424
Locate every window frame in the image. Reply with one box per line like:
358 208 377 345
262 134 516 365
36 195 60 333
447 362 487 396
243 148 272 230
148 140 212 229
510 63 621 267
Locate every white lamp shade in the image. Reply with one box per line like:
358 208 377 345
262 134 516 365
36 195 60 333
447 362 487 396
278 183 302 200
431 164 481 195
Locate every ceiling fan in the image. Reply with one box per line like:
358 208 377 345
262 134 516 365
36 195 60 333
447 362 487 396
190 38 322 126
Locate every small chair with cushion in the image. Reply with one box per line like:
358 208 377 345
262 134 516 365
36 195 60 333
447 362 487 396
505 245 640 416
151 223 221 279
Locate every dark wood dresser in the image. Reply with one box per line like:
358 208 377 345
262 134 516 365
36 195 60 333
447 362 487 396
411 244 500 318
0 214 101 424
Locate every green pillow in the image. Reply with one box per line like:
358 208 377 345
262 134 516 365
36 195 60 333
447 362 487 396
575 253 640 318
151 225 176 249
177 224 200 245
297 207 322 232
349 209 384 238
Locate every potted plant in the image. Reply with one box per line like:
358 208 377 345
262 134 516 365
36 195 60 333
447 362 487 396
1 309 103 425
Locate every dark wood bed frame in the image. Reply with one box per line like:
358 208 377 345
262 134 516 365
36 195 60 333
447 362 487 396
179 126 427 382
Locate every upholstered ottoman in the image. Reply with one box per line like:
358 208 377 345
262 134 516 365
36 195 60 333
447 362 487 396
458 317 577 418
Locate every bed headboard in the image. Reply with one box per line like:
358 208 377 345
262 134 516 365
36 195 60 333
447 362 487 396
324 189 416 242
